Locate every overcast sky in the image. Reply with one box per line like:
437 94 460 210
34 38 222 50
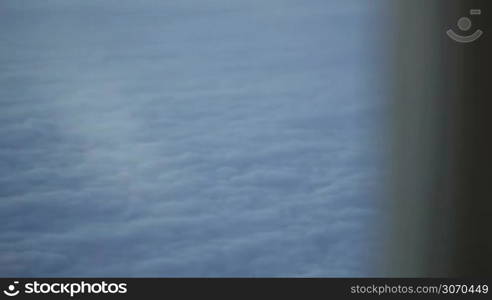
0 0 387 276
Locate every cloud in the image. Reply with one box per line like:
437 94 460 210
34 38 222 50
0 0 386 276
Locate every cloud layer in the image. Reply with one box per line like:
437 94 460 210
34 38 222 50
0 0 386 276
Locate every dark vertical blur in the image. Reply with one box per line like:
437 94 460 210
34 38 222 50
386 0 492 276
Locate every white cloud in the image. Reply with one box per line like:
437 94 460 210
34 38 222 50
0 0 386 276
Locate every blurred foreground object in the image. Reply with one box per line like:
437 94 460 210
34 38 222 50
387 0 492 276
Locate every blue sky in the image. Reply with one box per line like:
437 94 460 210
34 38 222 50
0 0 387 276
